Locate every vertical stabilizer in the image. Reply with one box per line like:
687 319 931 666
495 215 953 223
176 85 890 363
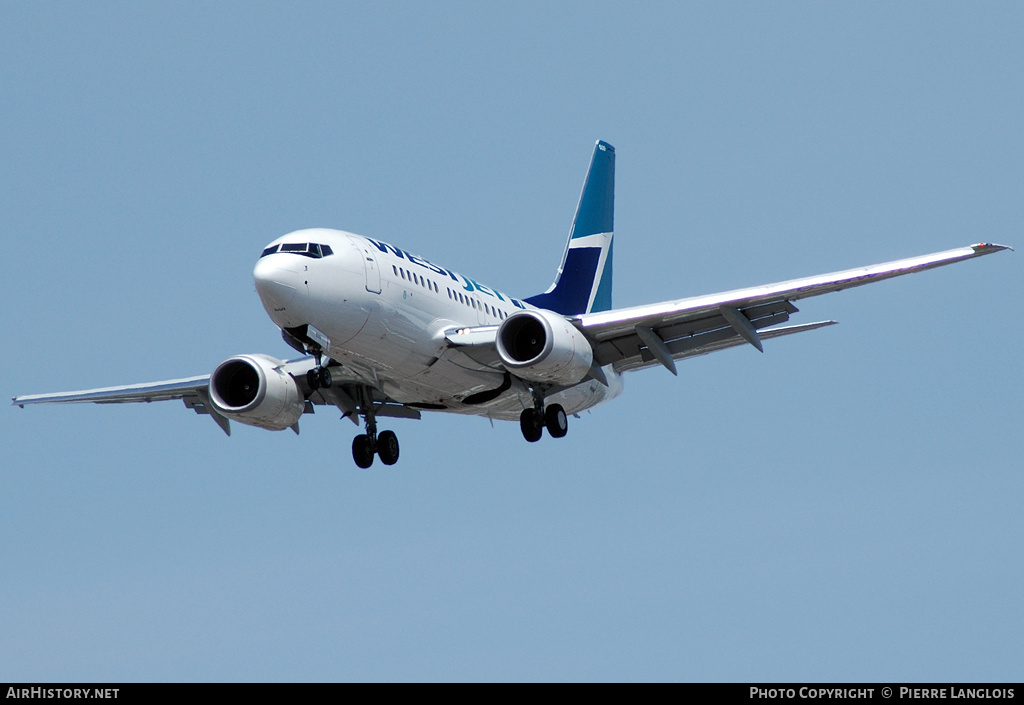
525 140 615 315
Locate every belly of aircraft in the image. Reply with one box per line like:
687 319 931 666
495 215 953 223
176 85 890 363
372 350 623 421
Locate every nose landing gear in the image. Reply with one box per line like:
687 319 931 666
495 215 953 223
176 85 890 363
305 352 333 391
307 366 332 390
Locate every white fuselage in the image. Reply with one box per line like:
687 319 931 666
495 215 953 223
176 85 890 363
253 228 623 421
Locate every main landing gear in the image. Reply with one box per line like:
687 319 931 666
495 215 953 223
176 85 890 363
352 429 399 468
350 390 399 469
299 354 401 469
519 386 568 443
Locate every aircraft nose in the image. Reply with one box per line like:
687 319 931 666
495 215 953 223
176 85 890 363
253 256 301 310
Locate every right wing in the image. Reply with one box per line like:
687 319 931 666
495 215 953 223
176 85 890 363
11 374 235 433
12 358 421 435
12 376 211 407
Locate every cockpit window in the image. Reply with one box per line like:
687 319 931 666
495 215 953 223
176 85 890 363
259 243 334 259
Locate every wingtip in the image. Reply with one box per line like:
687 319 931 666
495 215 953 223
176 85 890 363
971 242 1013 254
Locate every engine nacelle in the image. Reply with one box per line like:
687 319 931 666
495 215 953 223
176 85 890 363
208 354 305 431
495 309 594 386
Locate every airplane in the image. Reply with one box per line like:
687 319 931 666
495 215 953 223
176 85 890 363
12 140 1012 468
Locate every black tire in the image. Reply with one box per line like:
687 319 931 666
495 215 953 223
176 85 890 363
377 430 400 466
545 404 568 438
352 434 374 468
319 367 333 388
306 368 320 391
520 408 543 443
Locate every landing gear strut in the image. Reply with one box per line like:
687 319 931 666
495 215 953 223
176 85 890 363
350 388 400 468
519 386 568 442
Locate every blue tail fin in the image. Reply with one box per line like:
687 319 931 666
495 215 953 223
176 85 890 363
524 140 614 316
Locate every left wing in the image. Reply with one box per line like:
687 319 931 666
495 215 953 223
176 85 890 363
577 242 1010 374
448 243 1010 376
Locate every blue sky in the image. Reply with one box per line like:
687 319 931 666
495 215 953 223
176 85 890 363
2 2 1021 682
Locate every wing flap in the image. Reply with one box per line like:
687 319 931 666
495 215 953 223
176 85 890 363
616 320 838 373
594 303 796 366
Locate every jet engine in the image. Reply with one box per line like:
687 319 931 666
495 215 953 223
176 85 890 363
495 309 594 386
208 354 305 431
